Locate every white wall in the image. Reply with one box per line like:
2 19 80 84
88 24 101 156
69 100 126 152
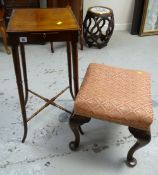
83 0 135 31
40 0 135 31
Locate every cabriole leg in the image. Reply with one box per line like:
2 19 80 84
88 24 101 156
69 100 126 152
127 127 151 167
69 113 91 151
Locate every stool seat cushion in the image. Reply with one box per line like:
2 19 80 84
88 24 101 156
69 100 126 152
74 63 153 130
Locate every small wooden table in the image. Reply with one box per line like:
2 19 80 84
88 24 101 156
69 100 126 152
7 7 79 143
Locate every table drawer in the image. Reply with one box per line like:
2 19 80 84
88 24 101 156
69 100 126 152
9 31 78 44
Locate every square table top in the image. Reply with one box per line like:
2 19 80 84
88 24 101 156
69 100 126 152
7 7 79 33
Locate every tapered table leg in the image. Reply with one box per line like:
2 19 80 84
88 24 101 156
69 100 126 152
66 41 74 99
50 42 54 53
71 41 79 97
80 28 83 50
12 45 28 143
20 44 28 105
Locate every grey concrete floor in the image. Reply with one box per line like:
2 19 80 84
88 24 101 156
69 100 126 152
0 31 158 175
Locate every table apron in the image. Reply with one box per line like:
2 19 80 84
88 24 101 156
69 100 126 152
8 31 79 45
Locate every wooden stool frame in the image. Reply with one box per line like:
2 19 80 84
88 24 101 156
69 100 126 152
69 113 151 167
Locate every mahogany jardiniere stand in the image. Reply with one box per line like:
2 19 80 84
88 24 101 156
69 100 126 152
7 7 79 143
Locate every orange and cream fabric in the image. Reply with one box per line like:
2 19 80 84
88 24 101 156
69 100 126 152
74 63 153 130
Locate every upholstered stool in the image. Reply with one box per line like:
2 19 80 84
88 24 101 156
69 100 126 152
69 63 153 167
83 6 114 48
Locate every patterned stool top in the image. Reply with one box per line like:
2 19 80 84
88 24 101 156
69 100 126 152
74 63 153 130
90 6 111 15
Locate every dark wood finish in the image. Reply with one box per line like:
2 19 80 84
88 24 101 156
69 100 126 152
27 87 71 122
83 6 114 49
7 8 79 142
131 0 145 35
0 1 2 8
0 7 10 54
11 45 28 142
3 0 40 25
69 113 91 150
66 41 74 100
127 127 151 167
50 42 54 53
69 115 151 167
47 0 67 7
19 43 28 105
47 0 83 50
